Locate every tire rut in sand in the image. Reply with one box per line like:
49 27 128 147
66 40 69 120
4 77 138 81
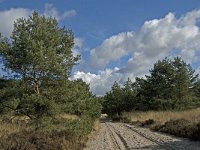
105 123 130 150
85 122 200 150
109 123 159 149
122 123 177 150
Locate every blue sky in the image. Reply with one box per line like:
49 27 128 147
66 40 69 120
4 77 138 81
1 0 200 95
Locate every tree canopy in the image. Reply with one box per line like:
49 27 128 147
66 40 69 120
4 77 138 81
0 12 101 120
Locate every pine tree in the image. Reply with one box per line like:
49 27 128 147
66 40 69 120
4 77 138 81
0 12 79 118
145 57 198 109
104 81 123 118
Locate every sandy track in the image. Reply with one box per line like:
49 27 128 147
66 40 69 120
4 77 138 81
84 122 200 150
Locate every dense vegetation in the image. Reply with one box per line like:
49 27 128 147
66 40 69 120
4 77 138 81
102 57 200 118
0 12 101 149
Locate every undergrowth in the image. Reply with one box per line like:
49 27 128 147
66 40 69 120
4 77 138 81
122 108 200 141
0 115 99 150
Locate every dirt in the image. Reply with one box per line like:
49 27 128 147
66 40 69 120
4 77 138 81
84 122 200 150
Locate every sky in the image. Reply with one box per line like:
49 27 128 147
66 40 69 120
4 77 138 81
1 0 200 95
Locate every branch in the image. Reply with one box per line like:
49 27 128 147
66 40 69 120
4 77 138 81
0 104 33 120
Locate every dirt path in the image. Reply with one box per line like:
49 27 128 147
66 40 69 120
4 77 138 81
84 122 200 150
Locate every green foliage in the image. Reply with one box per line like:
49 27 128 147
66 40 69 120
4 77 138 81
193 80 200 97
0 12 78 118
103 57 200 115
0 78 20 114
103 82 123 117
135 57 199 110
0 11 101 150
0 12 101 124
1 12 78 79
63 79 101 119
103 79 136 118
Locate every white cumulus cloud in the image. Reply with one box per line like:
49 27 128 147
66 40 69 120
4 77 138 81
76 9 200 95
90 32 135 68
90 9 200 73
72 67 143 96
72 67 124 96
0 3 76 37
0 8 32 37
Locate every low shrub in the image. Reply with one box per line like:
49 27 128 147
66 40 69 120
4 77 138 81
120 116 131 123
123 108 200 141
152 119 200 141
140 119 155 127
0 130 85 150
0 115 100 150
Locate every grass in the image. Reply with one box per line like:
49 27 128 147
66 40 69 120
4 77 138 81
0 122 29 139
0 114 100 150
122 108 200 141
55 114 80 120
122 108 200 124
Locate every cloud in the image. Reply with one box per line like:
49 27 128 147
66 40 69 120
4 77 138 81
90 9 200 73
90 32 134 68
0 3 76 37
72 67 123 96
0 8 32 37
71 66 146 96
72 38 84 57
43 3 76 21
75 9 200 95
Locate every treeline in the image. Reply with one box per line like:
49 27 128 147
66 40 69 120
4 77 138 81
102 57 200 118
0 12 101 149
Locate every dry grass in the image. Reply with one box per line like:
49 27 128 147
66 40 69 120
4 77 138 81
55 114 80 120
93 119 100 131
0 116 31 139
85 119 101 144
0 116 86 150
0 129 85 150
0 123 26 138
123 108 200 124
122 108 200 141
0 115 98 150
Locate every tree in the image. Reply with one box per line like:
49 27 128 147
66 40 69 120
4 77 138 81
104 82 123 118
64 79 101 119
0 12 80 119
0 78 17 114
132 77 151 110
103 79 137 118
147 58 175 99
193 79 200 97
171 57 198 107
1 12 78 90
144 57 198 110
122 78 136 111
